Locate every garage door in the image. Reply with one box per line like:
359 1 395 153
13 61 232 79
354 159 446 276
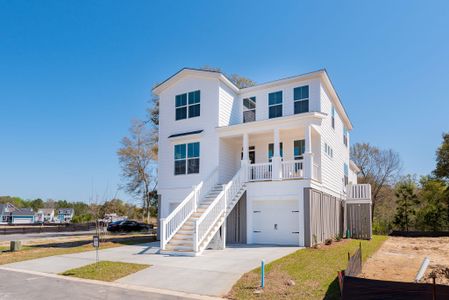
12 217 34 224
252 200 300 245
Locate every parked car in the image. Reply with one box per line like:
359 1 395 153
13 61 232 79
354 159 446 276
106 220 151 233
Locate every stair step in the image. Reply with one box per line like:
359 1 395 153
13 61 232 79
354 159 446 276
169 240 193 246
165 245 193 251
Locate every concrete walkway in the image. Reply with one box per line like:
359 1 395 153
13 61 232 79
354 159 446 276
3 242 301 297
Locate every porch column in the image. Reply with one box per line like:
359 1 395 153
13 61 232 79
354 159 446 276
241 133 249 181
272 128 282 180
304 125 314 179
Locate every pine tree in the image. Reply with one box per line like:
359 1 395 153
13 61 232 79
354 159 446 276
393 176 418 231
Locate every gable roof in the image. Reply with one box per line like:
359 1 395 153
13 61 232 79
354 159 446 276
153 68 353 130
153 68 239 95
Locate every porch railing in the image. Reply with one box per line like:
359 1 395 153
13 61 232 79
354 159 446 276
347 184 371 201
248 162 272 181
281 160 304 179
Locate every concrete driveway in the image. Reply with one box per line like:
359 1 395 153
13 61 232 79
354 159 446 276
3 242 301 297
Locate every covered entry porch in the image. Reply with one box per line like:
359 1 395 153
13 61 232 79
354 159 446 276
217 114 324 184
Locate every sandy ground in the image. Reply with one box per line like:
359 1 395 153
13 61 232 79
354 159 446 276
360 236 449 285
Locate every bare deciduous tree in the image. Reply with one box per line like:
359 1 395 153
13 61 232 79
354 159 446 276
117 120 157 223
351 142 402 220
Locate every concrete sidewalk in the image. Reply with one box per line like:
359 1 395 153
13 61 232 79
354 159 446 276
3 242 301 297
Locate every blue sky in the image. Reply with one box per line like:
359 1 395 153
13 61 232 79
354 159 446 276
1 0 449 203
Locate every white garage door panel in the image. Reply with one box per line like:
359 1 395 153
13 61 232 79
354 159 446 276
252 200 299 245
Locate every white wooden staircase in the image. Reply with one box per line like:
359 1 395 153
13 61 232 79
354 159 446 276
160 167 247 256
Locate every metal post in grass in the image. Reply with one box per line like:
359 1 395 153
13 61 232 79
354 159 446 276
261 259 265 289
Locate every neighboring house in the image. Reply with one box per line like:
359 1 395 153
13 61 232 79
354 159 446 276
0 203 35 224
155 68 371 256
36 208 55 223
57 208 74 223
0 203 16 224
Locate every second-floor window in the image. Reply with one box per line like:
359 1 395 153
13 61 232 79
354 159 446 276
344 163 349 185
331 106 335 129
175 90 200 120
268 142 283 162
324 142 334 158
294 140 305 160
268 91 283 119
343 127 348 147
174 142 200 175
243 97 256 123
293 85 309 114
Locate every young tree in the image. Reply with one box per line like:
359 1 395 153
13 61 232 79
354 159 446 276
393 176 418 231
117 120 157 223
433 132 449 227
351 143 402 221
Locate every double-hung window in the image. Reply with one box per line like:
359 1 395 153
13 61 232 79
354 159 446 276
174 142 200 175
175 90 200 120
332 106 335 129
243 97 256 123
268 91 283 119
268 143 283 162
293 85 309 114
293 140 305 160
344 163 349 186
343 127 348 147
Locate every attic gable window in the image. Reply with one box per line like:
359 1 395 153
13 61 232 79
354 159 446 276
175 90 200 120
293 85 309 114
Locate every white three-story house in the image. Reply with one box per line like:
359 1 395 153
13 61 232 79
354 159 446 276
155 68 370 256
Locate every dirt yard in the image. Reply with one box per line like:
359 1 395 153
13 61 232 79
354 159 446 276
360 236 449 285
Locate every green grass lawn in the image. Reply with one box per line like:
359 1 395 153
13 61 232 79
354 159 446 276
0 235 154 265
228 235 388 300
61 261 150 282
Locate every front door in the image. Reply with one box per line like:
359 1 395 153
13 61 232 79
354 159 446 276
241 146 256 164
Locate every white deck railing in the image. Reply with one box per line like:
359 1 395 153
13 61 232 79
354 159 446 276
281 160 304 179
248 162 272 181
347 184 371 201
160 167 218 250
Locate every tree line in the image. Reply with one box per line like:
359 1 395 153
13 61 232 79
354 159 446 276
352 133 449 233
0 196 152 223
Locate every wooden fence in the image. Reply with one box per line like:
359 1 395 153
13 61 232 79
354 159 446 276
346 203 371 240
304 188 344 246
342 276 449 300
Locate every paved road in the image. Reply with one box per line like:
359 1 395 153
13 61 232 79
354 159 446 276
3 241 301 297
0 269 191 300
0 230 96 242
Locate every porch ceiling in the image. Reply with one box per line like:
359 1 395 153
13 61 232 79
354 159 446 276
216 112 326 138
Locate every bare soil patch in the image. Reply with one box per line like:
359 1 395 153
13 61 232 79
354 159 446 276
360 236 449 285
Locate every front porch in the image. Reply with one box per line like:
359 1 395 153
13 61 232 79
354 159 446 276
218 121 322 183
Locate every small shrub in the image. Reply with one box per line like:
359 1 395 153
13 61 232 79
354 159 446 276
335 234 343 242
325 238 333 245
312 234 318 248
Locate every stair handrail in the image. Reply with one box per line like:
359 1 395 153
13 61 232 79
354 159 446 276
193 189 226 252
224 166 245 214
160 166 219 250
193 167 245 252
